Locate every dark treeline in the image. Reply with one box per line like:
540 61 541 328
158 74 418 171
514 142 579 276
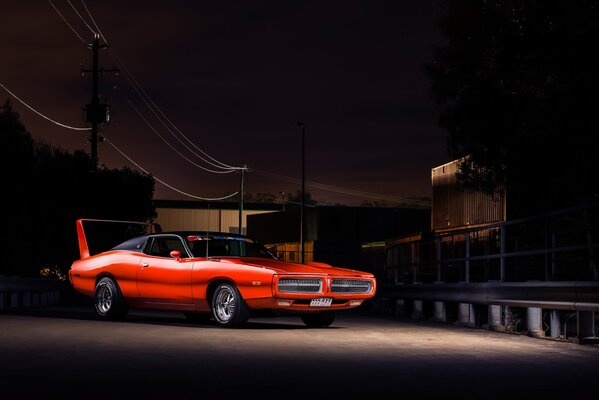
0 101 156 278
426 0 599 217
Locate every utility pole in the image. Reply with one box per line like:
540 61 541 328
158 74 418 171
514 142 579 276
238 165 246 235
82 34 118 170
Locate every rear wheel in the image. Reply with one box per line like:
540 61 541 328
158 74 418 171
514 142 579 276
211 282 249 328
301 311 336 328
94 277 128 320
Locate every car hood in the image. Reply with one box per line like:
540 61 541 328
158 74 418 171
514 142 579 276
217 257 372 277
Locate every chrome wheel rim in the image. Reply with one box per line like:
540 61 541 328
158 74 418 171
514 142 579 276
214 287 235 323
96 283 113 314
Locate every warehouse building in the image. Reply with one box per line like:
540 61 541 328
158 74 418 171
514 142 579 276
153 199 280 235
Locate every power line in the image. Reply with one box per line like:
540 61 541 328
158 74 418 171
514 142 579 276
67 0 96 35
44 2 243 201
0 82 91 131
0 80 238 202
74 2 239 172
75 5 422 206
118 89 235 174
81 0 108 44
47 0 86 44
43 3 405 205
254 169 429 206
114 56 240 170
112 56 240 172
103 136 239 201
52 1 249 176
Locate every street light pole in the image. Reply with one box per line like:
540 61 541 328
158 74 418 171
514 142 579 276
279 191 286 211
238 165 246 235
297 122 305 264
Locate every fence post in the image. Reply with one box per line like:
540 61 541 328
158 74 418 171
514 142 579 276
435 237 442 283
500 225 505 282
527 307 544 338
464 233 470 283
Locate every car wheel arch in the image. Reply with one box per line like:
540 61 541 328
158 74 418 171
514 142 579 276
95 272 117 286
206 279 237 305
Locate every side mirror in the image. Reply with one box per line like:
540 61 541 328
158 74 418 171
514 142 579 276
170 250 181 261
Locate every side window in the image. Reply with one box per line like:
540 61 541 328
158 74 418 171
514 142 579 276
147 236 187 258
165 237 187 255
143 237 155 255
148 237 163 257
190 241 207 258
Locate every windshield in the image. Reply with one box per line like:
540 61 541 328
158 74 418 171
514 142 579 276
185 235 277 259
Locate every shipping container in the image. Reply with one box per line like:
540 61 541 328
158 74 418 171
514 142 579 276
432 158 506 232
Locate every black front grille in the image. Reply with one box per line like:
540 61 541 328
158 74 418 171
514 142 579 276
278 278 322 293
331 279 372 293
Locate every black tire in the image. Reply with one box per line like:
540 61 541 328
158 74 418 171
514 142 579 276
183 312 212 324
94 277 129 320
301 311 336 328
211 282 249 328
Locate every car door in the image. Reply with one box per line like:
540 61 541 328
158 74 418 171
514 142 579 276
136 235 194 308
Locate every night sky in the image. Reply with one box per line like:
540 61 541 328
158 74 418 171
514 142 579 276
0 0 450 206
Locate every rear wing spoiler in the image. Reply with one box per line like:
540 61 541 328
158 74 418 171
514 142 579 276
76 218 162 259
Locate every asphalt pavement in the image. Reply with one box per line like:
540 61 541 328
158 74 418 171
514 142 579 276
1 304 598 400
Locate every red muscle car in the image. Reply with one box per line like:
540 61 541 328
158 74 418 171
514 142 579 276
69 219 376 328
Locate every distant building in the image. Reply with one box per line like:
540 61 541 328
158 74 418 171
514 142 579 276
247 205 430 278
152 199 280 234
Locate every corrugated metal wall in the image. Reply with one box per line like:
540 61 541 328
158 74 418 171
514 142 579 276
432 159 506 232
155 208 274 234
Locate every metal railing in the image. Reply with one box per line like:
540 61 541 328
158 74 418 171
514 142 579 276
387 202 599 285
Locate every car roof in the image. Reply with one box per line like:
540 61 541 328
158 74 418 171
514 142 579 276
163 231 248 238
111 231 250 250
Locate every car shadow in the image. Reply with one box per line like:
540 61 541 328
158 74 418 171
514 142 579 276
2 303 343 330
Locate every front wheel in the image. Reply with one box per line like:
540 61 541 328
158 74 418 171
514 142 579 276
94 277 128 320
211 283 249 328
301 311 336 328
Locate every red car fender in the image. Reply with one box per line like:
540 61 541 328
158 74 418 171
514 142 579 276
191 261 275 308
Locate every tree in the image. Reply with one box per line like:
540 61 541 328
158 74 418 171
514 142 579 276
0 101 38 274
288 190 318 207
426 0 599 217
0 100 156 277
244 192 278 204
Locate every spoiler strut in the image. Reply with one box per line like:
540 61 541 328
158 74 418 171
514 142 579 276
76 218 162 259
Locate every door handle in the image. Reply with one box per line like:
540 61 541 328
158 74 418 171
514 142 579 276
142 263 149 268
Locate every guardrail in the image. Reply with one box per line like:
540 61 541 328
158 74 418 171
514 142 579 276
378 281 599 311
383 202 599 344
0 275 65 310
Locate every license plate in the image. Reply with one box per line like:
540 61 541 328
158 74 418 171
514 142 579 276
310 297 332 307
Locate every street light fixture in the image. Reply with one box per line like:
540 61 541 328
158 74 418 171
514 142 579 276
296 121 305 264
